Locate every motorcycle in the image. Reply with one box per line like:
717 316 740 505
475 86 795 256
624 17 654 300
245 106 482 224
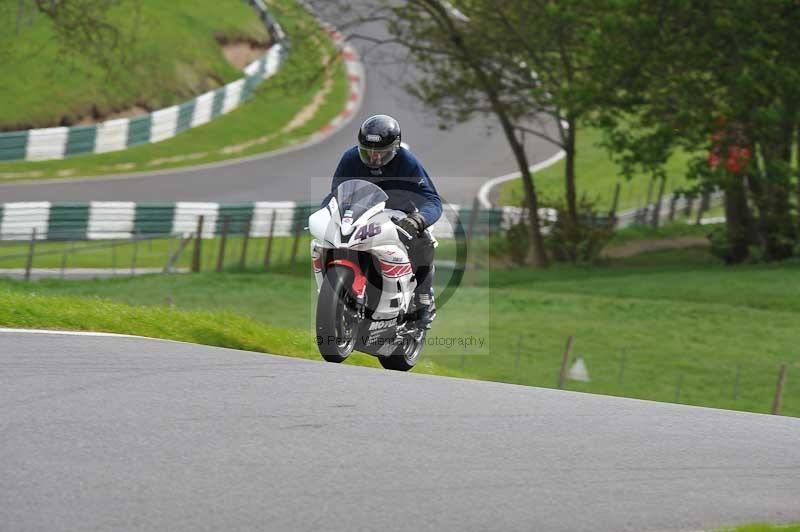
308 179 429 371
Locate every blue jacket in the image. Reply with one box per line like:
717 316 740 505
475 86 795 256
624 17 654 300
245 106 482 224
322 146 442 227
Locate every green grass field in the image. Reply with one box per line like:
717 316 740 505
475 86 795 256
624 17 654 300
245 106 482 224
0 0 349 179
1 0 268 130
498 126 697 212
719 524 800 532
2 246 798 417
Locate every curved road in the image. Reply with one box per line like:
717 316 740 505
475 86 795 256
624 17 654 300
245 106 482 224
0 9 558 206
2 330 798 531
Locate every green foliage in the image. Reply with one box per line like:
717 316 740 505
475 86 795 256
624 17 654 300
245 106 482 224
588 0 800 263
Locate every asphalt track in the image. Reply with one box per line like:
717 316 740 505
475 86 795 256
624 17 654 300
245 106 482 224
0 7 558 206
2 330 799 532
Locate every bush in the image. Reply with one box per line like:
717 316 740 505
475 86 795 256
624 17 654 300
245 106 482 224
543 197 613 264
502 215 531 266
499 197 613 266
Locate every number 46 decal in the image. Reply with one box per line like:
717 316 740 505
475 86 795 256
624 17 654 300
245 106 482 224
354 223 381 241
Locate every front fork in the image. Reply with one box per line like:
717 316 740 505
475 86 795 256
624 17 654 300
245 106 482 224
312 241 366 318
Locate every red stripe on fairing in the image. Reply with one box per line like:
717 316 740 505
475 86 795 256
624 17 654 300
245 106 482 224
380 261 412 278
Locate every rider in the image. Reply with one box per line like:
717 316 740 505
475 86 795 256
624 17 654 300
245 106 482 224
323 114 441 329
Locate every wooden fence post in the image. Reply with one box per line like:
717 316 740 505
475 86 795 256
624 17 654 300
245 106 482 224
264 209 277 269
641 176 655 224
684 196 694 218
465 197 481 286
130 232 139 276
771 364 788 415
191 215 204 273
24 227 37 282
289 212 302 266
216 216 231 273
558 336 575 389
239 215 252 271
609 183 621 227
668 192 679 222
695 190 711 225
651 177 667 228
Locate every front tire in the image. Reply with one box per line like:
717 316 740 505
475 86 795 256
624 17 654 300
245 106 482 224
316 267 358 363
379 330 426 371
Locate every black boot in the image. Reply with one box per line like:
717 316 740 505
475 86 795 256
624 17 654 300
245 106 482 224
415 290 436 329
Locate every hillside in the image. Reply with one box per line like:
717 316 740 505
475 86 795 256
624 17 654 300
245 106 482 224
0 0 270 131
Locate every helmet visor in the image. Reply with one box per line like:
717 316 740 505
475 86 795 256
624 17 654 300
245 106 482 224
358 145 396 169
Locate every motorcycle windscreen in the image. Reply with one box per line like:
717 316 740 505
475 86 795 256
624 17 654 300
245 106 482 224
335 179 388 222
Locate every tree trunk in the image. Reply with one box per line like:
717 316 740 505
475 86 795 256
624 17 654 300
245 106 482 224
723 175 750 264
508 134 549 268
797 131 800 232
756 143 795 261
419 0 548 267
564 117 578 227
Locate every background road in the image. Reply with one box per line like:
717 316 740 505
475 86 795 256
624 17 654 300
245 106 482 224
0 9 558 206
2 331 798 532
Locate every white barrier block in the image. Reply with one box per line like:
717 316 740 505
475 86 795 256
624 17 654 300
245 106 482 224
26 128 68 161
0 202 51 240
173 202 219 238
222 79 245 114
94 118 130 154
191 92 215 128
264 44 283 79
244 56 264 76
150 105 180 143
88 202 136 240
251 201 296 237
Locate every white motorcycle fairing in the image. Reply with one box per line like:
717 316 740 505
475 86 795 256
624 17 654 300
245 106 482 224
309 182 421 359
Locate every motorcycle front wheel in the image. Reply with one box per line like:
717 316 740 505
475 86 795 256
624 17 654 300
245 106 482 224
316 266 358 363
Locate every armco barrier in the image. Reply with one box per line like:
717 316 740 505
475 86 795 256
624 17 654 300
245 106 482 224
0 202 516 242
0 0 286 162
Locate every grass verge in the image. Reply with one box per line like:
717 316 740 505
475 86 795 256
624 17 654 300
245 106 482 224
717 524 800 532
0 284 466 377
0 0 349 180
497 126 696 211
2 246 799 417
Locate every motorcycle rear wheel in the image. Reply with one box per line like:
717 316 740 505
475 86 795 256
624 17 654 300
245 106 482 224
316 267 358 363
379 330 426 371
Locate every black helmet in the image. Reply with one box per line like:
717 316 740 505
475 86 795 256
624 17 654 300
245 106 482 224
357 114 401 169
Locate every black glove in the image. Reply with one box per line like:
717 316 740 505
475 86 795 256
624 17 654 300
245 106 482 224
396 212 426 238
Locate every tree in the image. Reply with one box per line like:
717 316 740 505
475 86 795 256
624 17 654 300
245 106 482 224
311 0 611 266
590 0 800 262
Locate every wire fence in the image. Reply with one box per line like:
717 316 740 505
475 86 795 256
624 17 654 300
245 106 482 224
439 333 798 417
